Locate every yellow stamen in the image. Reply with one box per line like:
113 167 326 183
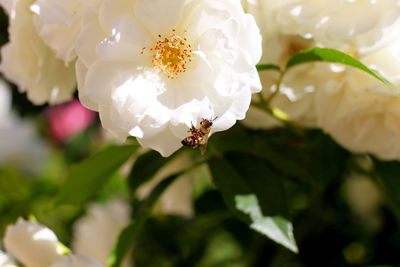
144 29 193 79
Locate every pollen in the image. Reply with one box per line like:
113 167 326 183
145 29 193 79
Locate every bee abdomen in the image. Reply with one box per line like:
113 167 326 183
181 136 201 147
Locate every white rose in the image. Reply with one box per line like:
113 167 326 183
316 35 400 160
0 0 76 105
72 199 132 267
30 0 99 63
0 250 18 267
74 0 261 156
50 254 103 267
3 218 63 267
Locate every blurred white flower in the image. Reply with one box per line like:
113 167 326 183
271 0 400 52
0 0 76 105
138 152 194 217
242 0 323 129
0 80 49 174
0 250 18 267
0 113 50 174
316 35 400 160
0 0 13 14
75 0 262 156
343 172 382 231
50 254 103 267
159 174 194 217
0 79 12 119
243 0 400 131
72 199 132 267
3 218 64 267
30 0 99 63
241 34 320 128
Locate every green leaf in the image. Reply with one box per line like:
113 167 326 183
286 47 396 91
256 63 281 72
306 131 349 186
235 194 298 253
208 157 252 222
208 130 252 153
108 173 181 267
210 129 311 180
128 150 176 193
226 153 289 217
56 144 138 206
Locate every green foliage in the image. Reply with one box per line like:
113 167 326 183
235 194 298 253
56 144 138 206
208 157 252 222
128 150 176 193
256 63 281 72
286 47 396 90
108 173 182 267
207 128 350 253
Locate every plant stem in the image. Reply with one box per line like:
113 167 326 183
265 70 286 105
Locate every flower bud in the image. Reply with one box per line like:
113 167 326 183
4 218 63 267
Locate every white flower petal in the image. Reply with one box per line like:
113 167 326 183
98 0 134 34
0 79 12 117
72 199 132 267
98 105 128 141
97 14 152 62
4 218 63 267
50 255 103 267
134 0 185 35
84 61 135 104
75 7 105 68
75 59 98 110
137 124 182 157
0 0 13 15
0 250 18 267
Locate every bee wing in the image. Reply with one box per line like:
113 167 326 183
200 133 210 155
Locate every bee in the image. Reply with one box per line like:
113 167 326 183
181 117 216 155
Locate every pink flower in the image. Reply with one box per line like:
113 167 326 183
45 99 96 142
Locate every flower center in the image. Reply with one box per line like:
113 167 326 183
142 29 193 79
